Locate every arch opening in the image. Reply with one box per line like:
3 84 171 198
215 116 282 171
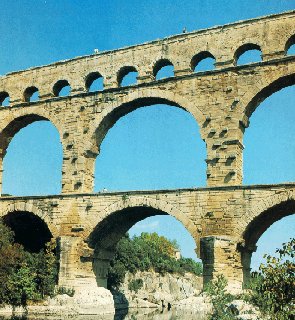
2 211 52 253
2 117 62 196
94 101 206 192
87 205 201 289
118 66 138 87
153 59 174 80
244 81 295 185
285 34 295 55
24 86 39 102
86 72 104 92
0 91 10 107
234 43 262 66
53 80 71 97
241 200 295 284
191 51 215 72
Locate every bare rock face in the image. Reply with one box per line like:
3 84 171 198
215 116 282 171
113 271 203 309
0 288 115 318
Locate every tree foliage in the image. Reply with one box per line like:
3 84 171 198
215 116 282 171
108 232 202 289
204 275 235 320
0 221 58 307
247 237 295 319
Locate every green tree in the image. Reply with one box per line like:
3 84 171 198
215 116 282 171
249 238 295 319
0 222 25 305
108 232 202 289
0 221 58 306
7 266 37 306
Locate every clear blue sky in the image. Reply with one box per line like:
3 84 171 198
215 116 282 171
1 0 294 270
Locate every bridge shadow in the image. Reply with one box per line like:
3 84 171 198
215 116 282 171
112 288 129 319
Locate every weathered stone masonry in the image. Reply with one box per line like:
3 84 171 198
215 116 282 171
0 11 294 293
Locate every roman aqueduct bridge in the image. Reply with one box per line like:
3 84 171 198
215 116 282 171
0 10 294 293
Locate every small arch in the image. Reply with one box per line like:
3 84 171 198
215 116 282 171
2 211 53 252
191 51 215 72
0 91 10 107
53 80 71 97
153 59 174 80
285 34 295 55
234 43 262 66
24 86 39 102
85 72 104 92
117 66 138 87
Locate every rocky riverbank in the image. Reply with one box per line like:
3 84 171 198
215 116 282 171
0 287 115 319
112 271 208 310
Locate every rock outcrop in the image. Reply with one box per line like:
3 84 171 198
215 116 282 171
112 271 205 310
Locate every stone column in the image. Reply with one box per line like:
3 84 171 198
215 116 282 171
204 119 244 186
61 137 97 194
240 243 258 285
200 236 243 293
57 236 115 315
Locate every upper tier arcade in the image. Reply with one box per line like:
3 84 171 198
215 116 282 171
0 10 294 105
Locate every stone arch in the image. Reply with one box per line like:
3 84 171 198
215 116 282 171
0 91 9 106
85 196 198 265
0 111 63 158
234 43 262 66
242 73 295 119
85 89 206 156
1 202 59 238
117 66 138 87
243 190 295 248
240 190 295 283
0 111 64 194
285 34 295 54
152 58 174 79
53 79 71 97
23 86 39 102
83 196 198 287
85 71 104 92
191 51 215 71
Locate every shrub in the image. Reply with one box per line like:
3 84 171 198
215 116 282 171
246 238 295 320
204 275 235 320
128 278 143 293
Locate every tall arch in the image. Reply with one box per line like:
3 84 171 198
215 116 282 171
85 90 206 193
244 73 295 118
87 90 206 156
0 113 63 195
241 72 295 185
